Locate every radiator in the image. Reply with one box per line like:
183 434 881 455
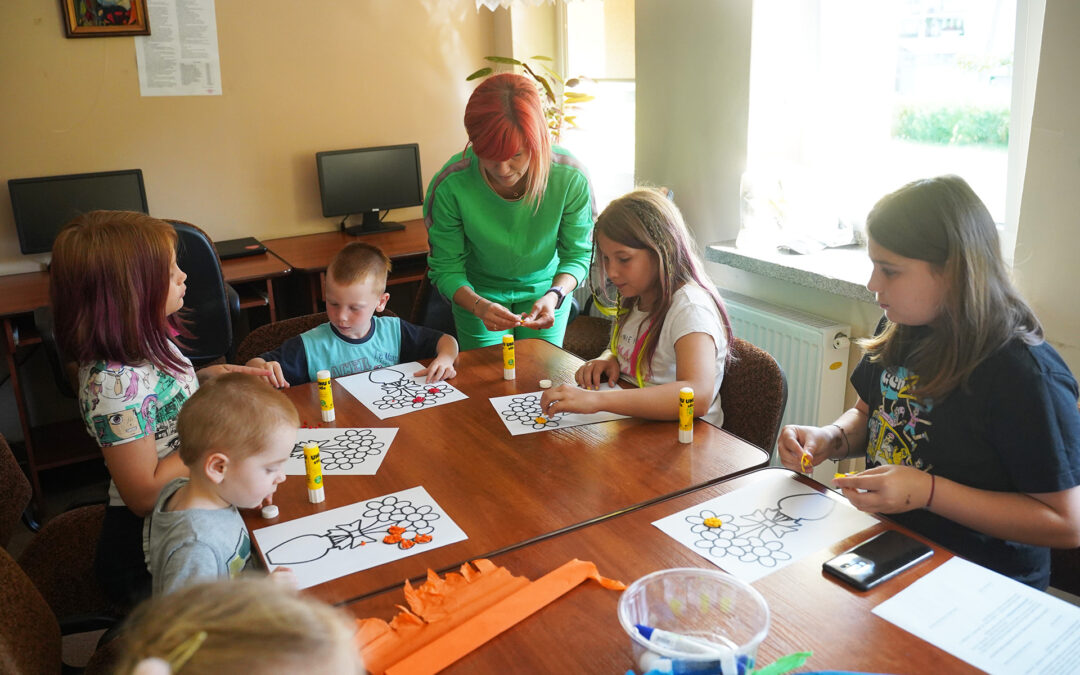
720 289 851 468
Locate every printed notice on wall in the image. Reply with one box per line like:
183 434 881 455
135 0 222 96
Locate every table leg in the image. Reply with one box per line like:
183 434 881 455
4 318 43 509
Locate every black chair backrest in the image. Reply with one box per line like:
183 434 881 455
169 220 233 368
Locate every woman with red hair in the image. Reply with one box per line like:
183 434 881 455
424 73 595 350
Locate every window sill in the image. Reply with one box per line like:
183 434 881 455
705 241 875 303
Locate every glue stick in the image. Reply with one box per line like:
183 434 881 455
502 334 515 380
303 442 325 503
678 387 694 444
317 369 335 422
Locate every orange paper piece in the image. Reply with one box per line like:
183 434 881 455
355 558 625 675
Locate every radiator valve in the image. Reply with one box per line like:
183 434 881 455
832 332 850 350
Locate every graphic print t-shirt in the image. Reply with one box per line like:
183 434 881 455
851 334 1080 588
78 347 198 506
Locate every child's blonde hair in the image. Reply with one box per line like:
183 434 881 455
328 241 392 293
114 578 361 675
177 373 299 465
592 188 734 378
861 175 1042 400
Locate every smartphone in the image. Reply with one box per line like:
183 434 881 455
823 530 934 591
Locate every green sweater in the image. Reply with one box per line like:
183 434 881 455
423 146 595 301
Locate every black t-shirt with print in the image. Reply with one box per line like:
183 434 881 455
851 332 1080 589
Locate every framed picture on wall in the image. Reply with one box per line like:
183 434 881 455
61 0 150 38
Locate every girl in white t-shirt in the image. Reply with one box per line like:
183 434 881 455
540 188 733 426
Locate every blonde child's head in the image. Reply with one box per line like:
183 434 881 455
862 175 1041 399
50 210 188 373
327 241 392 294
115 578 362 675
177 373 299 466
592 188 732 374
177 373 298 508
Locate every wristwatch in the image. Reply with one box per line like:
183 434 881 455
544 285 568 309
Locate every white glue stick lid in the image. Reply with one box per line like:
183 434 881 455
317 369 331 381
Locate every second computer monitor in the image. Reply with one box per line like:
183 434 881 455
315 143 423 235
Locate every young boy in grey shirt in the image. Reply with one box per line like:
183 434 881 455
143 373 299 595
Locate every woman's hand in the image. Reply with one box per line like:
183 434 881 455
777 424 835 472
539 383 602 416
575 355 620 390
835 464 933 514
521 292 558 330
477 299 523 332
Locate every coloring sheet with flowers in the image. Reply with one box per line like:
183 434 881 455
252 486 467 589
652 471 878 582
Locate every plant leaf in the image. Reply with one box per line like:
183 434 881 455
564 92 595 103
540 65 565 86
466 67 493 81
485 56 524 66
530 55 553 62
533 74 557 104
565 78 579 88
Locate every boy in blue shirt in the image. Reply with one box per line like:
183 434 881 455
248 242 458 387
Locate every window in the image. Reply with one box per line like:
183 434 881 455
560 0 635 210
742 0 1020 253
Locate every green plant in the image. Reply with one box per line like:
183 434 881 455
892 104 1009 146
467 55 594 144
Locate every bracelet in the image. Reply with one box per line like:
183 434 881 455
926 474 936 509
828 423 850 460
472 296 484 316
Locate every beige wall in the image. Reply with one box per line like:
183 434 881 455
0 1 493 274
1013 0 1080 371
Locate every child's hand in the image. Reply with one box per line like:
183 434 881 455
575 356 620 390
539 383 602 416
836 464 934 514
414 355 457 383
269 566 299 589
777 424 832 472
244 358 289 389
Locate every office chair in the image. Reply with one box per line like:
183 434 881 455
719 338 788 453
168 220 242 368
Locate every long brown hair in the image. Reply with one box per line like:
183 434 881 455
593 188 734 379
50 210 189 373
861 175 1042 400
464 73 552 209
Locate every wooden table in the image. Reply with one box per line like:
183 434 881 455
262 219 430 319
243 339 770 605
219 251 292 322
343 468 976 674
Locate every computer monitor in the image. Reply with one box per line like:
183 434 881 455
315 143 423 236
8 169 149 255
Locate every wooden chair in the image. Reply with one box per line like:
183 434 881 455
719 337 788 453
1 434 115 624
562 314 612 360
0 546 117 674
0 434 32 549
235 309 397 366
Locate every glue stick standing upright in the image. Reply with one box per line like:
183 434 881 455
303 442 325 503
502 334 515 380
678 387 694 444
317 369 335 422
